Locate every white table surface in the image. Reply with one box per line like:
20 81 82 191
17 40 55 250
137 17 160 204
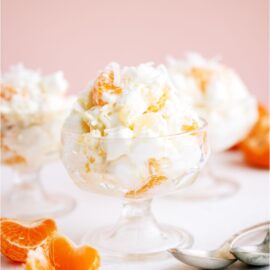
1 151 269 270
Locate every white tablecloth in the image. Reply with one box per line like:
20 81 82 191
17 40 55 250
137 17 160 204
1 152 269 270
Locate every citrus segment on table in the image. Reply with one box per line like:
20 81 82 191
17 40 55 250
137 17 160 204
25 247 54 270
49 234 100 270
0 218 57 263
25 234 100 270
239 104 269 169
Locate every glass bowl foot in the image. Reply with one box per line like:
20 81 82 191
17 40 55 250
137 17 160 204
83 224 193 254
2 170 76 219
82 200 193 260
171 169 240 201
2 192 76 219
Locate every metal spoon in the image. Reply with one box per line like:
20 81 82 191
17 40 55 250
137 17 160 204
231 230 270 266
169 222 269 269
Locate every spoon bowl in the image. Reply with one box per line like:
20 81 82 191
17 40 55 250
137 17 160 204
169 222 269 269
231 230 270 266
169 248 236 269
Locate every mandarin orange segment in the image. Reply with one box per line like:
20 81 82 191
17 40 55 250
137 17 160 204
0 218 57 262
25 247 54 270
148 158 161 175
0 85 17 101
190 67 212 93
90 71 122 108
228 144 240 151
147 91 168 113
1 136 27 165
239 104 269 169
182 120 199 132
126 175 167 198
91 86 108 107
2 154 26 165
126 158 168 197
2 144 11 151
48 234 100 270
85 156 95 173
81 119 92 133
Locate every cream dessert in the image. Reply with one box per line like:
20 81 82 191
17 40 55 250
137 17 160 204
166 53 258 152
62 63 208 198
1 64 74 171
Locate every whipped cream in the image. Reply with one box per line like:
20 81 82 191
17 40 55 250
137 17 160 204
167 53 258 152
1 64 74 171
62 63 208 198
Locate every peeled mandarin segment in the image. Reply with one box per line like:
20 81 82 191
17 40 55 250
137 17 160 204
90 71 122 108
147 91 168 113
25 247 54 270
190 67 212 93
148 158 161 175
0 218 57 263
126 175 167 198
49 236 74 270
80 119 92 133
242 145 269 168
91 87 107 107
48 234 100 270
1 137 27 165
228 144 240 151
2 155 26 165
100 71 122 95
74 246 100 270
126 158 168 198
229 105 268 151
240 104 270 169
182 120 199 134
0 85 17 101
85 156 95 173
1 144 11 151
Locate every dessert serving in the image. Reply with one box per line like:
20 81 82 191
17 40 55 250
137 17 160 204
1 64 73 170
166 53 258 199
62 63 209 256
167 53 258 152
1 64 76 218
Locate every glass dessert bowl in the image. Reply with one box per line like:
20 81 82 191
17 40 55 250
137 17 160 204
1 65 76 218
61 61 210 257
62 119 209 256
166 53 258 200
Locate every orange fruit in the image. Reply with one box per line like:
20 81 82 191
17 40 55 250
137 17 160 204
126 158 168 198
126 175 167 198
190 67 212 93
25 234 100 270
228 144 240 151
49 234 100 270
89 71 122 108
0 85 17 101
239 104 269 169
25 247 54 270
0 218 57 263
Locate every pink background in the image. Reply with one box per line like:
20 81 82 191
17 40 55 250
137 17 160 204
2 0 269 103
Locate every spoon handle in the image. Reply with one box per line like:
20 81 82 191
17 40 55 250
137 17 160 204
220 221 270 250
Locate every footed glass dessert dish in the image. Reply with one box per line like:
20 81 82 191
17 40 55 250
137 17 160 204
62 119 209 258
166 53 258 200
173 159 239 201
1 64 76 218
1 111 76 219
